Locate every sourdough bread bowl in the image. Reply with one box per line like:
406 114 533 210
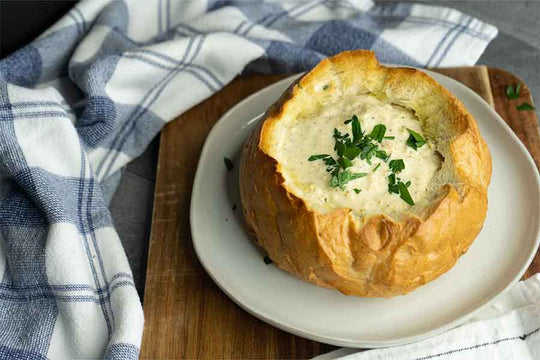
239 50 491 297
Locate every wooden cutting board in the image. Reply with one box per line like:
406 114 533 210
140 66 540 359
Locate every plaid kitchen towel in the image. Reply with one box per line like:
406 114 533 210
0 0 497 359
315 273 540 360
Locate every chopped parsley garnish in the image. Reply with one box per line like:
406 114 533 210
333 128 349 140
342 144 361 160
263 256 273 265
349 172 368 180
387 174 414 205
308 154 330 161
387 173 399 194
370 124 387 143
309 154 366 190
338 157 353 169
344 114 358 125
329 175 339 188
506 83 522 100
331 171 367 190
517 102 535 111
359 142 378 164
398 181 415 205
375 150 389 161
323 84 329 90
351 117 362 143
406 129 427 150
308 154 339 175
334 141 345 156
224 157 234 171
389 159 405 173
308 115 417 205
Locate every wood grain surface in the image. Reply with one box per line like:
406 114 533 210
141 66 539 359
485 67 540 278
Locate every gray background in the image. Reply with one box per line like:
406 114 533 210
110 1 540 298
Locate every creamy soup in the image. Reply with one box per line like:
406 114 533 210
271 95 441 217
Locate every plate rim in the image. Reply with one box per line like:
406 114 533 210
190 71 540 348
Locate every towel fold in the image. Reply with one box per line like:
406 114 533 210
0 0 497 358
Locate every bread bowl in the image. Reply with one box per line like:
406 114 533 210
239 50 491 297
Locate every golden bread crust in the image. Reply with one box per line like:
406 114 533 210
239 50 491 297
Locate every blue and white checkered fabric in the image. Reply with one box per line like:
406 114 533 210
0 0 497 358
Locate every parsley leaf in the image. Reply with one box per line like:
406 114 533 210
342 144 361 160
308 154 339 175
224 157 234 171
370 124 387 143
335 141 345 157
308 154 330 161
333 128 349 140
338 157 353 169
351 117 362 143
331 171 367 190
387 173 399 194
344 114 358 125
506 83 523 100
389 159 405 173
359 143 378 164
406 129 427 151
517 102 535 111
375 150 389 161
506 85 517 100
353 188 361 194
323 157 339 175
398 181 415 205
350 172 368 180
330 175 339 188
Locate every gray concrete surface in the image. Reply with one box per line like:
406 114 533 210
110 1 540 300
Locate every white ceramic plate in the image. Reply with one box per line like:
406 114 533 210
190 71 540 348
